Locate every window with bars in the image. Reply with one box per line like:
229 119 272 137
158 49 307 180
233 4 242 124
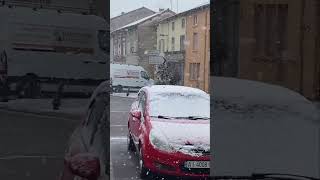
189 63 200 80
193 15 198 26
253 3 288 57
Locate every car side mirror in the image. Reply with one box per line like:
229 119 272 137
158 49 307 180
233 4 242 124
131 110 141 119
66 153 100 180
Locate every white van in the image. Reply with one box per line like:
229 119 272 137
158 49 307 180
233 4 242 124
110 63 154 92
0 6 108 97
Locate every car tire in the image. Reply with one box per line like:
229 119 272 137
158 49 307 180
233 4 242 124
127 133 135 152
139 148 149 179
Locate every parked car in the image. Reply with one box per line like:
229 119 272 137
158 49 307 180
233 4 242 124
212 77 320 179
59 81 110 180
127 85 210 179
110 63 154 92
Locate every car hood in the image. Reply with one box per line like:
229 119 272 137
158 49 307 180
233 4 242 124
150 118 210 156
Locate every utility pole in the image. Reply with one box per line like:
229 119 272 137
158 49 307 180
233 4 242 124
170 0 172 10
176 0 178 13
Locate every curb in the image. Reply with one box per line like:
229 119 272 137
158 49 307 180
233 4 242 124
0 105 83 120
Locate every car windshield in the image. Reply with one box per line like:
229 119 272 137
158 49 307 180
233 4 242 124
149 92 210 119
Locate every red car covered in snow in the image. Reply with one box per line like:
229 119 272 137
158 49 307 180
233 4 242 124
127 85 210 179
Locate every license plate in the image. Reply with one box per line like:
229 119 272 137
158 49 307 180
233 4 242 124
184 161 210 169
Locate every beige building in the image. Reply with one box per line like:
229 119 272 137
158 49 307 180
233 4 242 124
239 0 320 99
156 12 187 85
184 4 210 92
157 15 187 53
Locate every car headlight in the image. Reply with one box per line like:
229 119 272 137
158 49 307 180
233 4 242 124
149 130 174 152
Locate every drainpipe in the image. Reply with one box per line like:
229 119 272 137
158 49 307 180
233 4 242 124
203 9 208 91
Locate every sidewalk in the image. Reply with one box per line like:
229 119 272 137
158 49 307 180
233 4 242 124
0 98 88 120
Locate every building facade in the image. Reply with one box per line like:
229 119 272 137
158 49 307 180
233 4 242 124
184 4 210 92
110 7 155 62
156 14 187 85
111 9 175 78
239 0 320 99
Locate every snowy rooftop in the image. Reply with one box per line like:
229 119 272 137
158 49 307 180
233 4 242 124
144 85 209 97
112 9 171 32
159 2 210 23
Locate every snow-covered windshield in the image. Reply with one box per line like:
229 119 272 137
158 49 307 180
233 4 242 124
149 92 210 119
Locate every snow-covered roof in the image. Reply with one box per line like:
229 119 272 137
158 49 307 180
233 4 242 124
212 76 320 178
144 85 209 97
159 2 210 23
112 9 172 33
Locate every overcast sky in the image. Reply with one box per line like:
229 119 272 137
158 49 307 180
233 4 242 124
111 0 210 18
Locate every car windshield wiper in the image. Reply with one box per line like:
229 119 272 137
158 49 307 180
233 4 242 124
151 115 171 119
214 173 320 180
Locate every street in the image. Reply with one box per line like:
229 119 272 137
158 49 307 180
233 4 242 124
110 96 140 180
0 109 78 180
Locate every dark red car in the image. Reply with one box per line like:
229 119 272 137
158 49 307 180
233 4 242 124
127 85 210 179
59 81 110 180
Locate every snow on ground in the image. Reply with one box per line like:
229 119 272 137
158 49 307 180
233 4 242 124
0 98 88 118
111 93 138 99
212 76 320 178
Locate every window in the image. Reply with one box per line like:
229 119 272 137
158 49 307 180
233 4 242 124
181 18 185 28
172 21 175 31
114 39 118 55
121 37 126 56
193 33 199 50
84 95 107 146
254 3 288 57
180 35 185 51
118 37 121 55
193 15 198 26
161 39 165 52
189 63 200 80
138 92 146 113
171 37 175 51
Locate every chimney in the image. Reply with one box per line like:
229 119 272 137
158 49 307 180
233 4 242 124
159 8 164 12
121 12 125 15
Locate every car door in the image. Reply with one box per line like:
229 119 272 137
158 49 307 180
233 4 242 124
137 92 147 143
88 93 109 180
130 91 145 143
74 94 107 179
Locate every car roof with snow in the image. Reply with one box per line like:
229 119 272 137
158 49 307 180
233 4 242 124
142 85 209 98
212 76 320 178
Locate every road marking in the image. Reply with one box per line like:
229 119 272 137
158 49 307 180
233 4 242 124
0 155 62 160
111 124 127 127
111 136 127 141
111 110 128 113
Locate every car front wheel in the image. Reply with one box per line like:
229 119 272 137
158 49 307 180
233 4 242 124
127 133 135 152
